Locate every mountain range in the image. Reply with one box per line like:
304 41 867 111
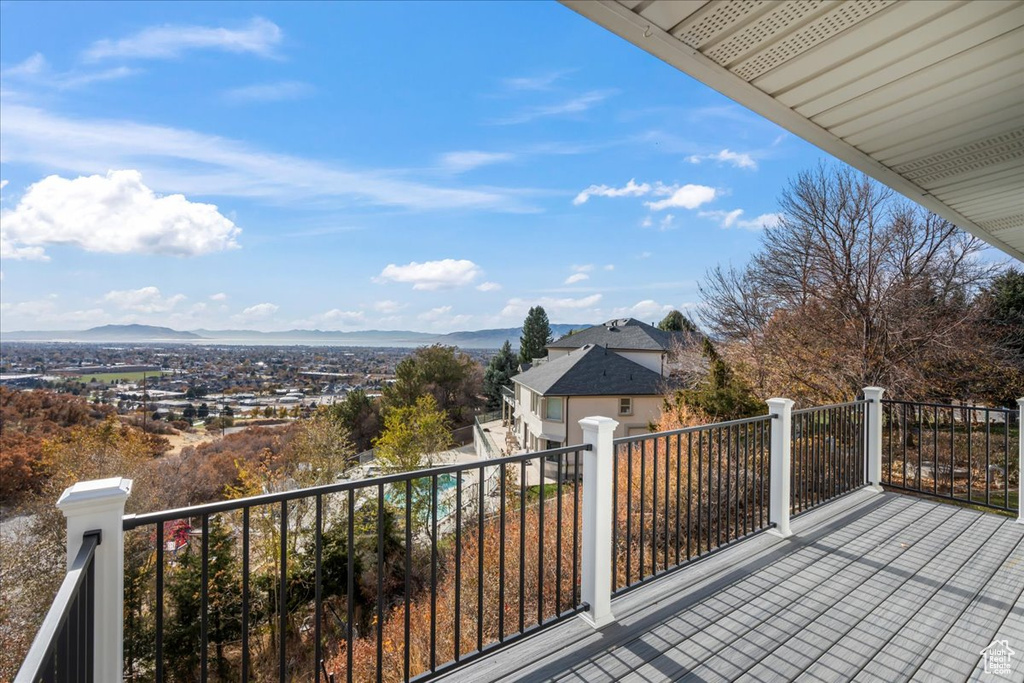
0 323 589 349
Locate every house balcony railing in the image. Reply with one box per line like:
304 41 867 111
15 389 1023 682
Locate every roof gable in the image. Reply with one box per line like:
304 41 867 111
514 344 665 396
547 318 678 352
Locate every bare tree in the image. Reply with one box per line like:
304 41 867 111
700 164 1012 403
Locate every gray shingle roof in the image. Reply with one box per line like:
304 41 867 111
546 318 677 352
513 344 665 396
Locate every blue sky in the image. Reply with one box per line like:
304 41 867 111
0 0 832 333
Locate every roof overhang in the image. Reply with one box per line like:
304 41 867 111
562 0 1024 261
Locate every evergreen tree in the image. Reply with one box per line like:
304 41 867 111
197 402 210 419
482 340 518 410
519 306 552 364
665 338 761 423
165 517 242 680
658 310 698 333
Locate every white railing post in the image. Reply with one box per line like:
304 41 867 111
57 477 132 682
579 415 618 629
1018 398 1023 525
863 387 885 492
767 398 794 538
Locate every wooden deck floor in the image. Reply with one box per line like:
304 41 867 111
439 490 1024 682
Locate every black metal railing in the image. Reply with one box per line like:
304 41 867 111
473 414 500 459
121 444 590 683
790 400 868 516
610 415 774 595
15 531 99 683
881 399 1020 514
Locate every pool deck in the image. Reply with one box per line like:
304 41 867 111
439 489 1024 682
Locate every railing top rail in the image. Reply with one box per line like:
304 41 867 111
124 442 591 529
613 413 776 446
15 531 99 683
881 398 1019 413
792 399 869 415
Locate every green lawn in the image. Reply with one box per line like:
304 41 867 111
75 370 168 384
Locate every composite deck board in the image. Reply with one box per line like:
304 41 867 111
855 527 1024 682
794 513 1004 681
623 501 951 683
966 590 1024 683
685 504 970 683
570 497 928 682
436 492 1023 683
911 545 1024 682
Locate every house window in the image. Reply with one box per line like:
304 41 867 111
530 391 539 414
545 397 563 422
619 397 633 415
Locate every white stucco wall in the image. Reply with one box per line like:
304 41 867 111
565 394 663 444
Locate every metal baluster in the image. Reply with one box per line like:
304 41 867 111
538 458 545 625
155 523 164 683
478 464 485 651
498 463 506 641
454 474 462 661
376 484 384 682
430 475 438 671
404 480 412 682
556 454 564 615
242 509 250 682
279 503 287 682
314 495 323 683
346 491 354 683
201 515 209 683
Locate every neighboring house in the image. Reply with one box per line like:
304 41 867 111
511 334 671 451
546 317 679 376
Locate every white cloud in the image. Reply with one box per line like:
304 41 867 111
3 53 47 78
223 81 314 103
103 286 185 313
373 300 405 313
640 216 653 228
0 180 8 190
417 305 471 329
571 264 594 273
318 309 366 326
604 264 615 271
1 52 140 90
378 259 482 290
1 104 522 211
0 296 107 328
418 305 452 321
699 209 781 230
476 281 502 292
236 303 278 321
501 294 602 319
0 233 48 261
85 17 282 61
573 179 650 206
638 251 652 259
502 71 571 91
565 273 589 285
438 151 515 173
493 90 616 125
687 148 757 170
0 170 241 258
209 292 229 301
645 184 717 211
659 214 676 231
609 299 682 321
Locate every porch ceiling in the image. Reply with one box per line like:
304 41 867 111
562 0 1024 261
